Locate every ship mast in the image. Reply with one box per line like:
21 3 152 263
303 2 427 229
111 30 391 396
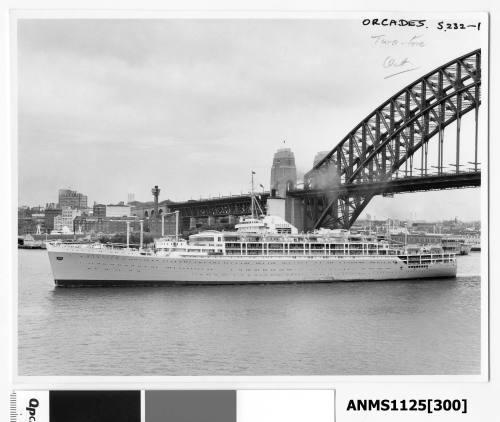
249 170 264 218
251 171 255 218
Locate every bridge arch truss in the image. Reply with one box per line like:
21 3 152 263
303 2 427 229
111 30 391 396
302 49 481 229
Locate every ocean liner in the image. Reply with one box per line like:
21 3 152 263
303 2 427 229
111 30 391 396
47 198 457 286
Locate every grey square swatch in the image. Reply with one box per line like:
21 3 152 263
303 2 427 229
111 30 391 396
146 390 236 422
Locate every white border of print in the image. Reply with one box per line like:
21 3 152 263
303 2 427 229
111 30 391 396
9 7 489 385
0 0 500 422
1 4 497 421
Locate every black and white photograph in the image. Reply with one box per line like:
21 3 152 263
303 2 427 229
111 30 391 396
15 14 487 377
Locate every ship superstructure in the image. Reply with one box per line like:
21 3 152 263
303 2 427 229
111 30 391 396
46 172 456 286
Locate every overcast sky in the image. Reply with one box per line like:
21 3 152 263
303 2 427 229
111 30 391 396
18 18 483 221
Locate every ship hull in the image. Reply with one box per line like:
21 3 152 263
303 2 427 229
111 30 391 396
47 246 457 287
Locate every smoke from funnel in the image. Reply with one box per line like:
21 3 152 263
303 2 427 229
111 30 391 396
312 163 341 192
311 162 342 226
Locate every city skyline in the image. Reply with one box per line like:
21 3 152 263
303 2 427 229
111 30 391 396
18 184 481 223
18 19 482 221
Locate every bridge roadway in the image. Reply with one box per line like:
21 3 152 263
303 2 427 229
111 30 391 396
287 172 481 199
168 193 270 219
134 172 479 227
132 193 270 221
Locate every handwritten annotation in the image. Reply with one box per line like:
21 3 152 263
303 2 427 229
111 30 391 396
362 18 481 31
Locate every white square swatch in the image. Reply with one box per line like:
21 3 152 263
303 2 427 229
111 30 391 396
237 390 335 422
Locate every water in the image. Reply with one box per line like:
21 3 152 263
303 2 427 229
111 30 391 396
18 250 481 375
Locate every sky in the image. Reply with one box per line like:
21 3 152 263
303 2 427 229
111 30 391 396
17 17 484 221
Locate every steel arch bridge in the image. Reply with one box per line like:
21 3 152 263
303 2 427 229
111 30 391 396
293 49 481 230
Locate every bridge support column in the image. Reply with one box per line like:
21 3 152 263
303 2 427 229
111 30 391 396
189 217 197 229
286 197 304 232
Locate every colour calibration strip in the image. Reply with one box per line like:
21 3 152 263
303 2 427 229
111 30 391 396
12 390 336 422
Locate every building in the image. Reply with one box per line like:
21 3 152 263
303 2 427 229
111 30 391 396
18 216 35 235
93 204 106 218
58 189 88 210
44 205 62 233
106 204 131 218
18 207 32 235
270 148 297 198
18 206 30 218
130 199 173 219
53 207 81 233
127 193 135 204
18 206 47 235
391 233 443 245
411 222 441 234
73 215 140 235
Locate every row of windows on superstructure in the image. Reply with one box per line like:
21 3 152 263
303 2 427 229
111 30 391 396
225 242 376 248
223 243 397 256
194 235 369 243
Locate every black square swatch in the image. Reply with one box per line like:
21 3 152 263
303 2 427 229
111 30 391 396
50 390 140 422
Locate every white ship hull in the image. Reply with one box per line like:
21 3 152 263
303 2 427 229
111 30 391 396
47 245 457 287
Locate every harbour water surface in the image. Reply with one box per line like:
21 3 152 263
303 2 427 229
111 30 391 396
18 249 481 375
